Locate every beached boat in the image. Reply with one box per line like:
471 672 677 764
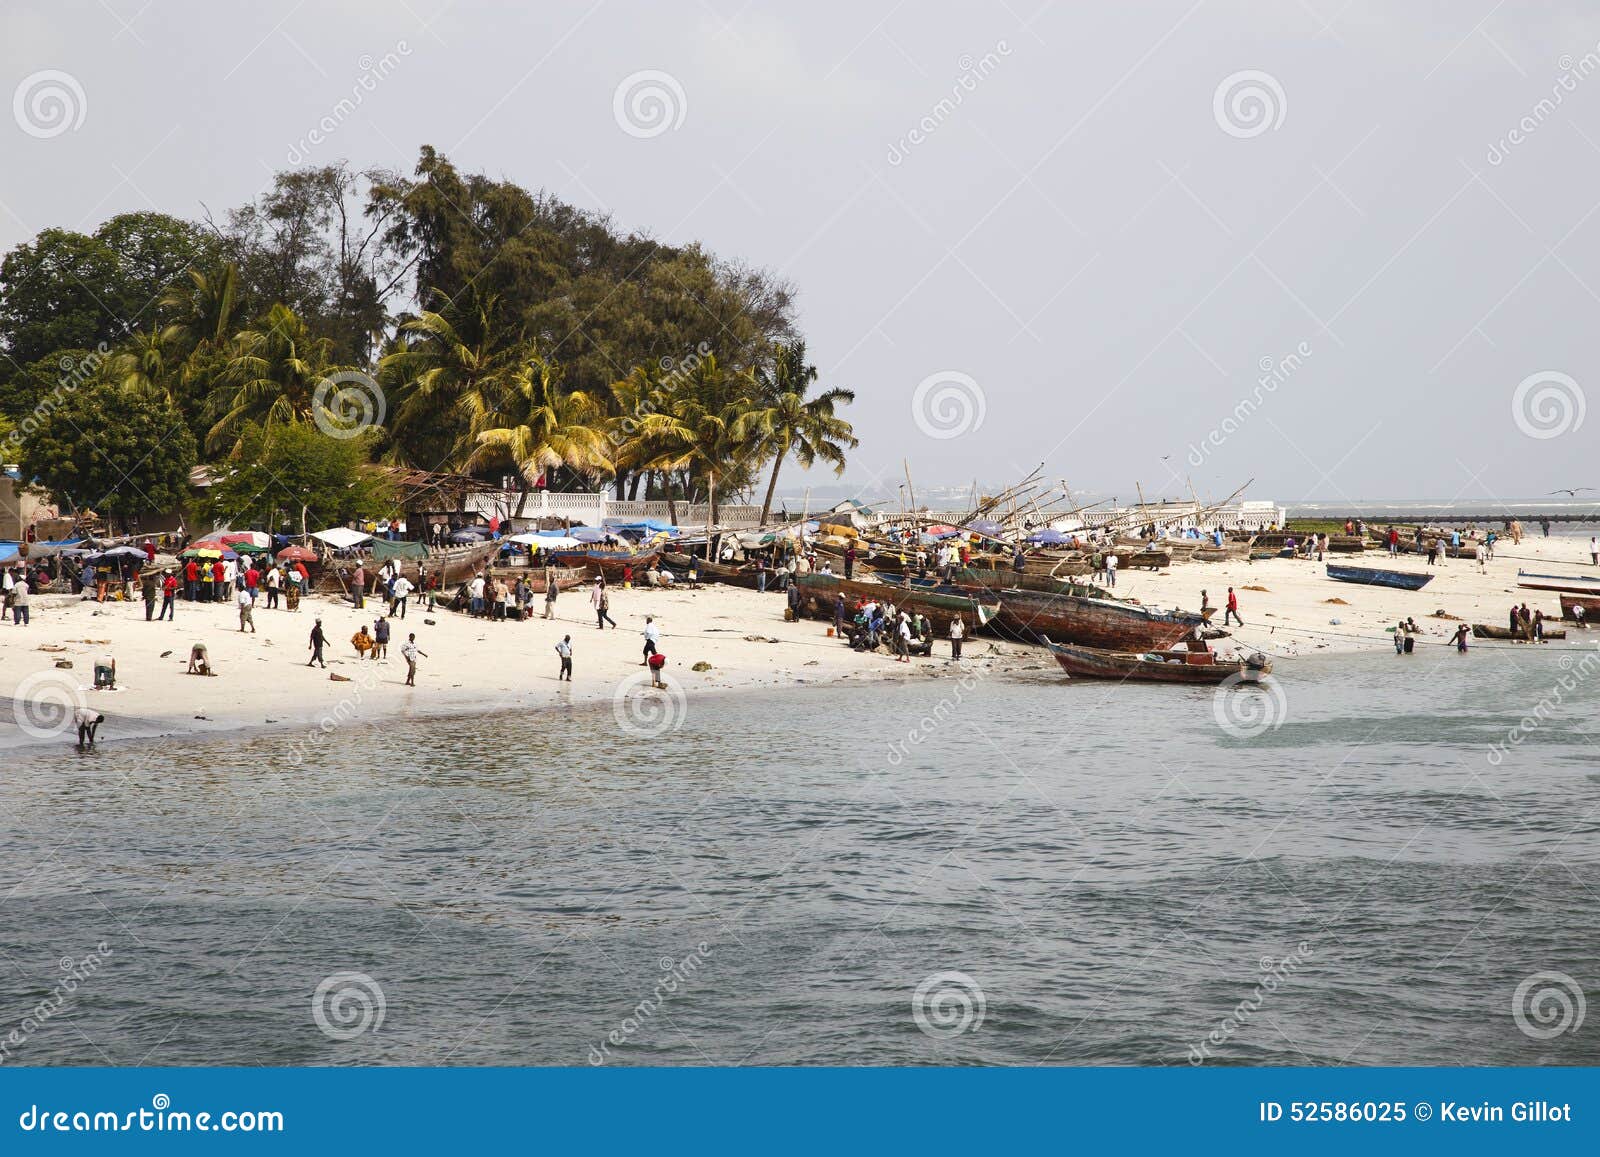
982 587 1213 649
1193 540 1254 563
1325 564 1434 591
1471 623 1567 641
1516 570 1600 595
493 565 588 593
1558 594 1600 621
1118 549 1171 570
793 574 999 632
883 568 1114 600
315 538 500 593
542 547 659 580
1043 638 1272 684
660 551 778 591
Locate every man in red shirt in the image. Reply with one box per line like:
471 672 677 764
1224 586 1243 627
245 563 260 603
211 559 226 603
159 569 177 620
184 558 199 601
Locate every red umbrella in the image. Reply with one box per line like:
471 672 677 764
276 545 317 562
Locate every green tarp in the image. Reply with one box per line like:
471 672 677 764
368 538 429 562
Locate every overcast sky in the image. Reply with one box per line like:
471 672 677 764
5 1 1599 506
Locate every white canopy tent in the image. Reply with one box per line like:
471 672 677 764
311 527 373 550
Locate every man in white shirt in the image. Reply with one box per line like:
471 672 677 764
641 615 660 665
390 574 414 618
1105 552 1119 588
265 564 282 609
400 632 426 686
236 585 256 633
468 574 486 617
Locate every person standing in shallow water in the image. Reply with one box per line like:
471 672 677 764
401 633 426 686
555 634 573 680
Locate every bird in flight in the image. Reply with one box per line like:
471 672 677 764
1550 487 1594 496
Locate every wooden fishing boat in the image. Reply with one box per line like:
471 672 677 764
1043 638 1272 684
491 565 588 594
1471 623 1567 641
884 567 1114 600
1517 570 1600 595
983 587 1213 649
660 551 778 591
1558 593 1600 621
793 574 998 633
542 547 659 580
1118 549 1171 569
315 538 500 593
1193 540 1254 563
1325 563 1433 591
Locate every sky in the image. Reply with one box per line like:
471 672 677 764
3 1 1599 508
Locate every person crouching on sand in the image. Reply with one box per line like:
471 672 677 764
352 624 374 659
648 649 667 688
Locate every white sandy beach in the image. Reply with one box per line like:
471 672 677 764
1 533 1592 749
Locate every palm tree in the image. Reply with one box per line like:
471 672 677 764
113 324 186 406
464 355 615 510
631 355 760 536
379 293 523 469
161 262 240 357
746 340 857 523
205 304 336 455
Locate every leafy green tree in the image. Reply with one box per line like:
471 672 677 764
207 304 339 456
746 340 857 523
16 379 196 530
197 422 392 535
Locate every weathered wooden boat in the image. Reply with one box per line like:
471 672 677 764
982 587 1213 649
491 565 588 594
884 567 1114 600
315 538 500 593
1558 594 1600 621
1471 623 1567 641
1118 549 1171 570
793 573 998 633
1516 569 1600 595
660 551 779 591
1193 540 1254 563
1327 535 1366 553
1043 638 1272 684
542 547 660 580
1325 563 1434 591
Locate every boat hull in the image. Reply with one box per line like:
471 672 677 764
1044 639 1271 684
1325 564 1434 591
1517 570 1600 595
793 574 997 632
543 548 660 580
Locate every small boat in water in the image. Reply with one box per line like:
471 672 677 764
1325 563 1434 591
1043 638 1272 684
1516 570 1600 595
1471 623 1566 641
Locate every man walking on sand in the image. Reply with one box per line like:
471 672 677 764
307 616 327 668
352 564 367 609
555 634 573 681
236 586 256 633
1224 586 1243 627
141 566 159 621
159 569 177 621
390 573 412 618
401 633 427 686
641 615 660 665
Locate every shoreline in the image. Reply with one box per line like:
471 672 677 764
3 530 1594 752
